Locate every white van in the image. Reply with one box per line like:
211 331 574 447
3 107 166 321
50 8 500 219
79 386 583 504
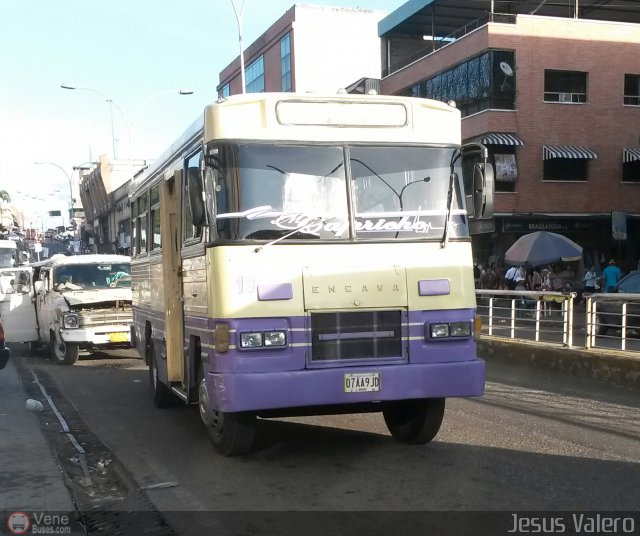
0 254 132 365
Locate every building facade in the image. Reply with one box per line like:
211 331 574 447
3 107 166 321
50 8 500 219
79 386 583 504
218 4 386 96
378 0 640 271
78 155 146 254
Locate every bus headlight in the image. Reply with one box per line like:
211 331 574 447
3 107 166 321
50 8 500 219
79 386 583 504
240 332 263 348
62 313 79 329
429 323 450 338
239 330 288 349
427 321 471 340
449 322 471 337
264 331 287 347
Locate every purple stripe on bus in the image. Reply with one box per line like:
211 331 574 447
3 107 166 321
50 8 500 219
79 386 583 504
257 283 293 301
418 279 450 296
206 359 485 412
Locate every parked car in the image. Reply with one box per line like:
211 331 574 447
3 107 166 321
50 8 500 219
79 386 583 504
596 271 640 336
0 254 132 365
0 319 10 370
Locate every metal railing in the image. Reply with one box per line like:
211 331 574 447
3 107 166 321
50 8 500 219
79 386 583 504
476 289 640 355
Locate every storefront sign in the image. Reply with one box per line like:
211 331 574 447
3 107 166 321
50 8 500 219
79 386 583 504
470 218 495 234
502 220 593 233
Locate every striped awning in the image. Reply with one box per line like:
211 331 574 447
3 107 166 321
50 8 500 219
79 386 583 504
623 148 640 163
543 145 598 160
478 132 524 146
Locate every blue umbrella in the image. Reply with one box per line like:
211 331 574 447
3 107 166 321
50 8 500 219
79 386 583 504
504 231 582 267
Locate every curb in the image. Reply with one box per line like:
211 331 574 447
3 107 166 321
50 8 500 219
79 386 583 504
477 338 640 387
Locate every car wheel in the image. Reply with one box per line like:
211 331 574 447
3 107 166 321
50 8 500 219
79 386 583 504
50 332 79 365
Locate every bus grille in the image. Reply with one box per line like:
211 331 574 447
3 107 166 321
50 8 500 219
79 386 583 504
311 310 402 361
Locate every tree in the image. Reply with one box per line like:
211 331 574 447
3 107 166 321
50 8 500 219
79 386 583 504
0 190 10 203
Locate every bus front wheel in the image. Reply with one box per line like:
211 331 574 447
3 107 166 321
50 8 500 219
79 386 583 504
198 366 256 456
382 398 445 444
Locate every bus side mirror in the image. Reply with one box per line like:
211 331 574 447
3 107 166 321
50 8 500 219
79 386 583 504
472 162 494 219
461 144 494 220
187 168 207 227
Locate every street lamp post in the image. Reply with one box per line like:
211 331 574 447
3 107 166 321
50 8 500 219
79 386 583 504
60 84 126 159
229 0 246 94
33 161 75 233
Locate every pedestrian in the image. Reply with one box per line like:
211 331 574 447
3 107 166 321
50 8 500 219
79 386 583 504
583 265 599 293
527 266 542 291
504 265 518 290
601 259 622 293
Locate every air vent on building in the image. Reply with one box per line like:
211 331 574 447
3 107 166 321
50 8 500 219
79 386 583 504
559 93 573 103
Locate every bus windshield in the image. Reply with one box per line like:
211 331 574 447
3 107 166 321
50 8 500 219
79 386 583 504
211 143 468 241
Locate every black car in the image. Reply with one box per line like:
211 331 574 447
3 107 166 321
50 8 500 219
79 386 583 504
596 271 640 335
0 319 10 370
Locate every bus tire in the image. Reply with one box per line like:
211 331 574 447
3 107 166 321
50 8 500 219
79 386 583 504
149 344 175 408
198 364 256 456
50 333 79 365
382 398 445 444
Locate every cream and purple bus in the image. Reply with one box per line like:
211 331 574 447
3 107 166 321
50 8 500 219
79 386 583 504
130 92 494 456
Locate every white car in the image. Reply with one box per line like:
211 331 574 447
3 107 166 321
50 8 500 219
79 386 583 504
0 254 132 365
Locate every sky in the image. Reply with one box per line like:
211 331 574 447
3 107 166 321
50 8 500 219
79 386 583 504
0 0 401 229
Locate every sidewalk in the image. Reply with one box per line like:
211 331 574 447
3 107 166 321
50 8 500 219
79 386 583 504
0 358 76 512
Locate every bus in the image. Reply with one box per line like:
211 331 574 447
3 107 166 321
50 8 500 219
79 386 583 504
129 92 494 456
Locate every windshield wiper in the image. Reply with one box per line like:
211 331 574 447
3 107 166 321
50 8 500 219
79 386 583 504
440 151 461 249
253 216 326 253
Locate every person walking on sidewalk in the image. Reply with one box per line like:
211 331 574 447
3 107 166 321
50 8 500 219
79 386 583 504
583 265 600 293
601 259 622 293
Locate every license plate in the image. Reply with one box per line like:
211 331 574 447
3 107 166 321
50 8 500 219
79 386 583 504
109 332 129 343
344 372 380 393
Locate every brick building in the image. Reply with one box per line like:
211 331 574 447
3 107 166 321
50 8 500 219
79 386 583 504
379 0 640 270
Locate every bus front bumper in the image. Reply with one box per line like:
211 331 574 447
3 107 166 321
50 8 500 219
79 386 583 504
207 359 485 413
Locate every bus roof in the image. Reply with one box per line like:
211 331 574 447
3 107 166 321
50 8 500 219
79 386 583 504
204 93 461 145
132 93 461 196
36 254 131 268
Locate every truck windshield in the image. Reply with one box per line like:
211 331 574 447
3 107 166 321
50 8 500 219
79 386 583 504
0 247 16 268
210 143 468 241
53 263 131 290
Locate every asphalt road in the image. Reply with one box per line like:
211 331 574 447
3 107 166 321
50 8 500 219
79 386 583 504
11 345 640 535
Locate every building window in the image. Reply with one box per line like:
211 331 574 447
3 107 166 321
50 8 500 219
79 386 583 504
412 50 515 118
623 150 640 182
543 158 589 181
219 83 230 98
624 74 640 106
544 70 587 103
245 56 265 93
281 33 291 92
492 149 518 193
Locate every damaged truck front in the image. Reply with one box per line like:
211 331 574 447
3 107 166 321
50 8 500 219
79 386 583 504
0 254 132 365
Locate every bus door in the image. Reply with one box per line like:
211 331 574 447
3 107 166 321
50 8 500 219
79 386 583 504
160 172 185 386
0 268 38 343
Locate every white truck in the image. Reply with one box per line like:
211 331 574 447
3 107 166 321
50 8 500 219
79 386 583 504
0 254 132 365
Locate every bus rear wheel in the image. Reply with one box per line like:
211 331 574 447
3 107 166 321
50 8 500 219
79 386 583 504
382 398 445 444
198 366 255 456
148 344 175 408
